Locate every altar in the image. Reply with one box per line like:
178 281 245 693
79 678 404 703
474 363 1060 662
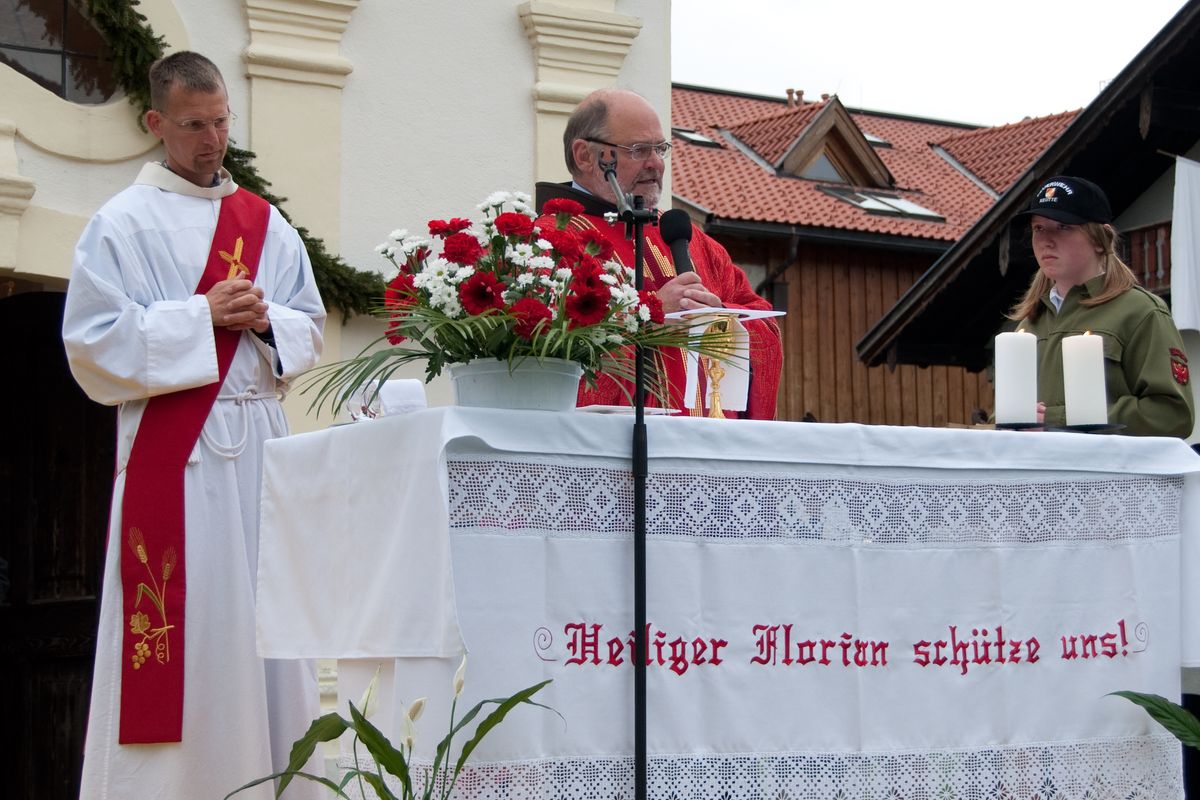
257 408 1200 799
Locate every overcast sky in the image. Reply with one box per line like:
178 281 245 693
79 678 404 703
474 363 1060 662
671 0 1190 126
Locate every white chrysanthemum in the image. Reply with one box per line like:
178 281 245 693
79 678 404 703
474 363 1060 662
516 273 535 287
512 243 535 260
399 237 430 258
600 273 618 286
514 191 531 204
480 191 505 208
638 304 652 322
388 229 408 242
511 201 532 216
626 315 640 333
555 267 574 281
538 275 557 289
374 243 392 256
535 238 553 251
449 265 475 284
530 255 556 272
604 259 623 274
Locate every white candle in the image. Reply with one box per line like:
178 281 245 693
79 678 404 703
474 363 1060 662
1062 332 1107 426
994 331 1038 424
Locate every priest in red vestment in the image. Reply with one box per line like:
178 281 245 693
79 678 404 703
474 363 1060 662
535 88 783 419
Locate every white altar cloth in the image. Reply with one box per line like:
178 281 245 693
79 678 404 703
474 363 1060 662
258 409 1200 799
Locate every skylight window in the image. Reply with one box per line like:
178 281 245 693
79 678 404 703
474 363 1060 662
824 188 944 221
863 132 892 147
672 128 721 147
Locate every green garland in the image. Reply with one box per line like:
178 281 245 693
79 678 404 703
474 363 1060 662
84 0 383 319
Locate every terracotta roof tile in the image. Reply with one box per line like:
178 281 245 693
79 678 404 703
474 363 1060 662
723 103 825 165
935 110 1079 193
671 85 1025 243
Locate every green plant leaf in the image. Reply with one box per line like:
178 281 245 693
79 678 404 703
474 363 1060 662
1110 691 1200 748
348 701 414 797
277 712 350 795
358 771 399 800
221 768 350 799
453 680 554 775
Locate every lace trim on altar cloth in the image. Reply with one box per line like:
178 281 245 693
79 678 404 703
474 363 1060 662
446 458 1183 546
336 735 1182 799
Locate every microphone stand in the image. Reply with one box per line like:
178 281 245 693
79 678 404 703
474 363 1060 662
601 153 656 800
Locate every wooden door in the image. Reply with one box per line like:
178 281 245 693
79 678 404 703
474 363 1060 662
0 291 115 800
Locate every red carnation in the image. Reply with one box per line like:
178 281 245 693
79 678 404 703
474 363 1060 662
494 212 535 238
566 286 610 328
638 290 665 324
442 232 484 265
543 198 585 216
459 272 505 316
428 217 473 238
577 228 614 260
510 297 553 340
385 271 417 308
539 227 582 264
384 273 417 343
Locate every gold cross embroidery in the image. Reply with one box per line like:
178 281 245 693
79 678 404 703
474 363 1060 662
219 236 249 280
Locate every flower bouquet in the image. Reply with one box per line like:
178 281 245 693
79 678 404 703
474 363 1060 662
305 191 731 414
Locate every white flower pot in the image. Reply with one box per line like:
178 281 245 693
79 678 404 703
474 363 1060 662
449 357 582 411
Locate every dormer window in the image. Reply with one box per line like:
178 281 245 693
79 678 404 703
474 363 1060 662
801 151 846 183
824 187 944 222
0 0 116 104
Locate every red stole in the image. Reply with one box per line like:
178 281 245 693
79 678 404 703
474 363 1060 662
118 187 269 743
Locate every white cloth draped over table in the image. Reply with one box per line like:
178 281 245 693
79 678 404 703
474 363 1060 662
63 163 326 800
258 409 1200 799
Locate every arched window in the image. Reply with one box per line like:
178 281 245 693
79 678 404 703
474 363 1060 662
0 0 116 104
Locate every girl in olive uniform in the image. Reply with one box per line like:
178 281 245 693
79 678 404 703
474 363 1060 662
1009 175 1194 437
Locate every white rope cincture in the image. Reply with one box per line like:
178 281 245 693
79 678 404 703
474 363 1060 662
199 387 280 459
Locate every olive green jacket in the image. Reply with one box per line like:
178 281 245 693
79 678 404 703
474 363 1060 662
1021 276 1194 437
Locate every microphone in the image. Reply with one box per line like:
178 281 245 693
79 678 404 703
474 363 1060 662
659 209 694 274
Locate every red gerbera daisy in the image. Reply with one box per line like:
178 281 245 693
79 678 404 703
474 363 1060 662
459 272 505 315
565 286 610 328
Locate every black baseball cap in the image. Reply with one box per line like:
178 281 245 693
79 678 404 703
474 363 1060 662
1015 175 1113 225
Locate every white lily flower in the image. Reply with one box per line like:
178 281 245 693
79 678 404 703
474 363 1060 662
454 654 467 698
402 711 417 751
357 665 382 719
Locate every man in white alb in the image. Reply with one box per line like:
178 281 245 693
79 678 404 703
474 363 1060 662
63 51 325 799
